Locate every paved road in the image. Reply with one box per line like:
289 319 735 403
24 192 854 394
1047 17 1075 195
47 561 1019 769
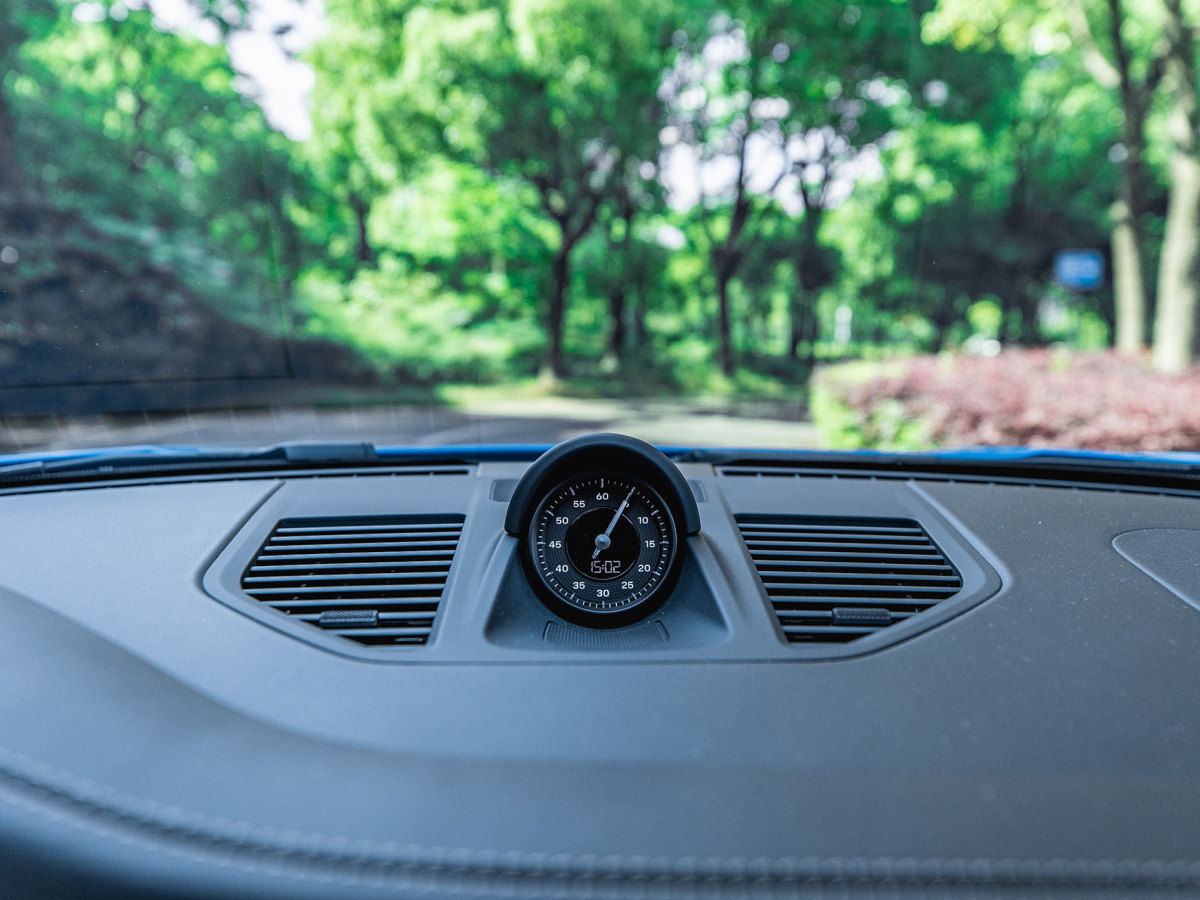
0 397 823 453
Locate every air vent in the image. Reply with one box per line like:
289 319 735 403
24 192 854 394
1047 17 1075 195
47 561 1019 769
240 515 464 646
737 515 963 644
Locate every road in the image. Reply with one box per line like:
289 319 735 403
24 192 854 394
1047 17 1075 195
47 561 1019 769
0 397 824 453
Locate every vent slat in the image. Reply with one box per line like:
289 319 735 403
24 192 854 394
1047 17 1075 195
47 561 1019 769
739 524 925 536
745 551 942 564
251 584 449 597
265 600 444 614
268 532 461 543
738 515 961 645
250 556 456 571
241 515 462 647
758 579 960 592
753 568 960 582
775 609 916 623
778 626 878 643
326 628 439 643
778 622 895 633
751 562 954 575
248 570 450 581
743 538 933 551
771 597 934 610
252 550 457 563
274 523 462 535
769 595 953 605
294 612 436 626
259 540 460 552
329 633 429 646
245 571 450 585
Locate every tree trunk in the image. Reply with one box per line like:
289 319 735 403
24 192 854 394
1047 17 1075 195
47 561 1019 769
787 202 832 361
349 192 372 266
709 129 751 379
605 203 633 363
1111 196 1146 353
788 292 803 359
744 289 768 352
1153 0 1200 374
1015 283 1044 346
631 291 647 351
801 309 820 366
545 242 570 379
788 304 818 362
931 302 956 352
607 286 627 360
1107 0 1150 354
531 181 601 381
0 79 25 200
1152 151 1200 373
717 270 734 377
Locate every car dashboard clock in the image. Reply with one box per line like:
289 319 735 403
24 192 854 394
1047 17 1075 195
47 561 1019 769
503 433 701 627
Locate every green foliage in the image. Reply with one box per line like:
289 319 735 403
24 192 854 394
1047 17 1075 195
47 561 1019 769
297 256 543 382
826 34 1119 351
6 2 308 330
810 361 935 450
4 0 1196 407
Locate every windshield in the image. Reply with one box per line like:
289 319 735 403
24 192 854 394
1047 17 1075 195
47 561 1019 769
3 0 1199 455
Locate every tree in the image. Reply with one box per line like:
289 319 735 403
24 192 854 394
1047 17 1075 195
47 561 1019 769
0 0 342 403
1151 0 1200 373
304 0 433 274
595 167 652 364
825 39 1117 352
0 0 57 198
15 3 306 319
319 0 675 378
927 0 1200 369
661 0 915 375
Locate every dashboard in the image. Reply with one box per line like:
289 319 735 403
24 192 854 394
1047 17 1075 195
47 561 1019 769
0 434 1197 898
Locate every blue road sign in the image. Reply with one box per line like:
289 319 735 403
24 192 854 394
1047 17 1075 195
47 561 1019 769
1053 249 1105 291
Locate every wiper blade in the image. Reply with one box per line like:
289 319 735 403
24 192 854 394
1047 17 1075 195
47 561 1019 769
0 441 380 483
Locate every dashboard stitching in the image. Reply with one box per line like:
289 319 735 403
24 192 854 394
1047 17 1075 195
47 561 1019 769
0 745 1196 888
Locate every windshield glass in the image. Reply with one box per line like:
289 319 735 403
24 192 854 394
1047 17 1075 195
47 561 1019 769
3 0 1198 455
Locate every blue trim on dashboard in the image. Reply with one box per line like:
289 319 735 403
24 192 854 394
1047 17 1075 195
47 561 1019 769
378 444 1200 467
0 445 220 467
374 444 551 461
3 442 1200 471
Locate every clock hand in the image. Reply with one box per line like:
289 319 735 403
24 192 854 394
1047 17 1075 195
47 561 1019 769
593 486 635 559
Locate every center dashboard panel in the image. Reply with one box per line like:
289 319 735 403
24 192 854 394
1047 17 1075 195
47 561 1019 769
203 433 1001 661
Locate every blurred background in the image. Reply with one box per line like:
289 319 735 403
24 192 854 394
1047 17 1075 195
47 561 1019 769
3 0 1200 452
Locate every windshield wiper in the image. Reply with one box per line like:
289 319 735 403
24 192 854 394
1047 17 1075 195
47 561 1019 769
0 441 384 485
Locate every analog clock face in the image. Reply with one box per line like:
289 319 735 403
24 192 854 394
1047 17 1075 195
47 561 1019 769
527 472 677 624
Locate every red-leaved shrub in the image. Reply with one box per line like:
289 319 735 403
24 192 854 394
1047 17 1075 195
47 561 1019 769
815 350 1200 452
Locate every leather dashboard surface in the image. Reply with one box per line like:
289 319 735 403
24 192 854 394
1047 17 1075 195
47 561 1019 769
0 465 1195 897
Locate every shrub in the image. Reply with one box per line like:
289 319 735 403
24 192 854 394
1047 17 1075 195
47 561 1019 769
296 260 542 385
812 349 1200 452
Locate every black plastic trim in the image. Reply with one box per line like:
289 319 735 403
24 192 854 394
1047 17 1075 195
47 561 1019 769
712 454 1200 496
504 433 702 536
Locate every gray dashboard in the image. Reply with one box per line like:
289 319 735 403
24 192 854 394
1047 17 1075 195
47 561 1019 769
0 456 1197 898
